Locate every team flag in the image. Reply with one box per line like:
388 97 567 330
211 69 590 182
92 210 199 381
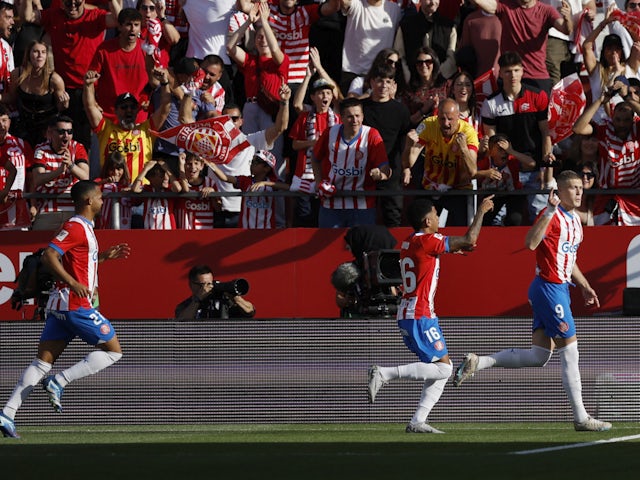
152 116 250 165
610 9 640 42
548 73 586 143
474 69 498 113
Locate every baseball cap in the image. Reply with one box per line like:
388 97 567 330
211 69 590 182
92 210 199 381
310 78 334 94
115 92 139 108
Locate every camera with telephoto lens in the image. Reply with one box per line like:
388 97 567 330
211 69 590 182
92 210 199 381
213 278 249 296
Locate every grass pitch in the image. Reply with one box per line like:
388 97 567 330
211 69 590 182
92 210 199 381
2 423 639 479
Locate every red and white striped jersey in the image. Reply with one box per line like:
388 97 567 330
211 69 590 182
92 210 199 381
237 176 277 229
313 124 389 209
47 216 98 311
397 232 447 320
140 185 177 230
98 182 133 229
596 119 640 188
175 177 218 229
201 81 225 115
0 38 14 93
0 135 32 192
535 206 583 284
268 3 320 84
34 140 88 213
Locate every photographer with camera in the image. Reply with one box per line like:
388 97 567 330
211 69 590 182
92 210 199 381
174 265 255 319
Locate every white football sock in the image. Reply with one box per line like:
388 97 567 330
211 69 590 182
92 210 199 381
57 351 122 387
3 358 52 420
480 345 553 369
557 342 589 423
412 363 452 423
397 361 452 381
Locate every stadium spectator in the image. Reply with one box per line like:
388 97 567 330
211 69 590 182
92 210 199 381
458 2 502 77
471 0 573 94
89 8 150 123
312 97 391 228
339 0 402 96
83 68 172 181
367 195 495 434
226 1 289 179
207 149 291 229
0 2 15 100
394 0 457 82
0 180 130 439
575 160 612 226
402 98 479 226
174 152 220 230
131 159 182 229
542 0 595 86
181 0 235 105
20 0 124 150
561 132 599 173
402 47 445 128
0 104 33 224
583 15 639 122
454 171 612 433
290 74 340 227
95 152 134 229
210 84 291 228
137 0 180 69
481 51 553 224
475 133 535 226
347 48 406 100
362 64 411 228
174 264 255 319
31 115 89 231
197 54 226 118
448 71 481 137
5 40 69 149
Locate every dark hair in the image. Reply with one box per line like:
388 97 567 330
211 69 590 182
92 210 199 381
118 7 143 25
339 97 363 114
100 152 131 185
0 103 11 117
0 2 15 14
201 54 224 68
488 133 510 148
48 114 74 128
362 48 406 96
409 46 441 91
71 180 99 206
577 160 600 188
188 265 213 283
448 70 477 116
369 63 395 81
628 77 640 89
222 103 241 114
407 198 435 231
145 163 166 181
498 51 523 69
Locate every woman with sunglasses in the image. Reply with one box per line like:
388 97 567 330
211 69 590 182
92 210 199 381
346 48 406 99
137 0 180 68
403 46 444 127
575 160 612 226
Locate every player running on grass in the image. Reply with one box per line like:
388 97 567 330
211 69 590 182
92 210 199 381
453 170 611 432
0 181 130 439
368 194 495 434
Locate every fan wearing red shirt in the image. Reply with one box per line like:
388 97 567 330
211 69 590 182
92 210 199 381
0 181 130 439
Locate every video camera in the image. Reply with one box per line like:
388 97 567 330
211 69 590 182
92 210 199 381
213 278 249 297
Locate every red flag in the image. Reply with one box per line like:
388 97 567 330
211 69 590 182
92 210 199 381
151 116 250 165
548 73 586 143
474 69 498 113
610 10 640 42
0 191 31 230
616 195 640 226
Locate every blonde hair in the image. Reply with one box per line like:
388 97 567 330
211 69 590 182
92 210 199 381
17 40 55 93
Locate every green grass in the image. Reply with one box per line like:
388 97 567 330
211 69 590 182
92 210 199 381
2 423 639 479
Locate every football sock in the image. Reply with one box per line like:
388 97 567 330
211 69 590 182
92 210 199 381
557 342 589 423
3 358 52 420
397 361 452 381
57 350 122 387
412 373 450 424
481 345 552 369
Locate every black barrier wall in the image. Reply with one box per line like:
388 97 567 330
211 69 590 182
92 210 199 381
1 318 637 426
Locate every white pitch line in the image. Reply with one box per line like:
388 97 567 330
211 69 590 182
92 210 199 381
511 434 640 455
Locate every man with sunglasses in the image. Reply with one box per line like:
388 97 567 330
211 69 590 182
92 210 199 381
31 116 90 231
21 0 123 151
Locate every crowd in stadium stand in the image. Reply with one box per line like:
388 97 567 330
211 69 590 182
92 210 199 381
1 0 640 231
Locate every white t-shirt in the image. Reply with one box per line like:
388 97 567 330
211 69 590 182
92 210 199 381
341 0 402 76
183 0 235 62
